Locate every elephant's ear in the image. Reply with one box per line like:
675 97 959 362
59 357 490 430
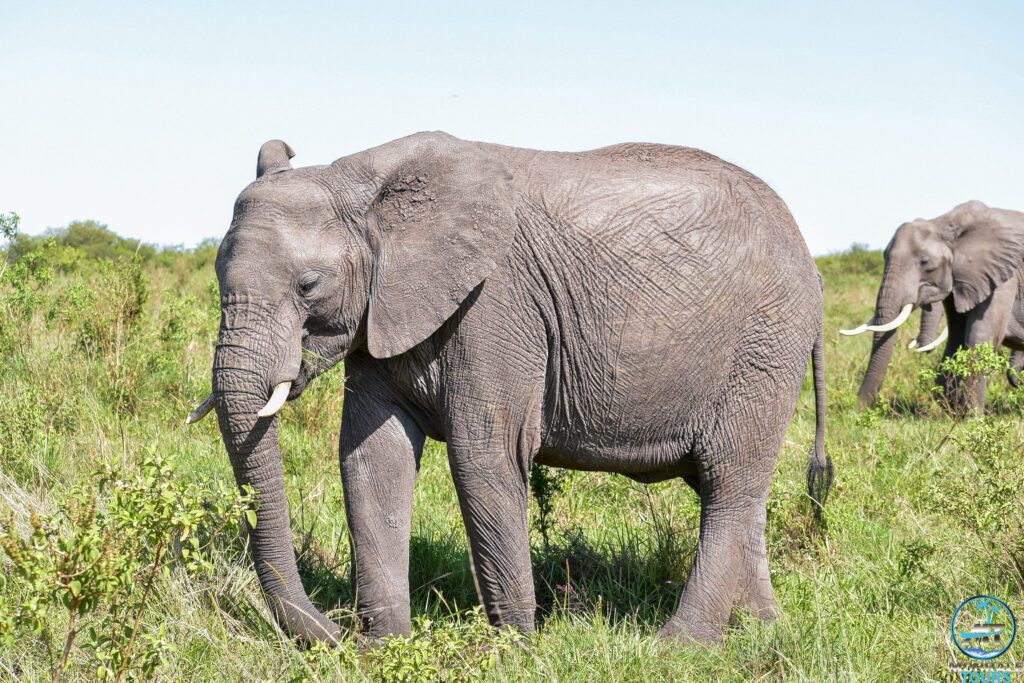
362 132 517 358
950 206 1024 313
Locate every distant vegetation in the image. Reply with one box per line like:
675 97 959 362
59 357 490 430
1 220 1022 680
5 218 219 272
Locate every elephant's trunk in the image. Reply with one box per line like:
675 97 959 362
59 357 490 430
212 302 340 644
856 290 906 407
857 328 898 407
915 302 943 348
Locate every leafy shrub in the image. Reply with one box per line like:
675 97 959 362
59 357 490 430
919 342 1014 414
530 464 567 550
300 606 520 682
0 451 255 681
926 417 1024 589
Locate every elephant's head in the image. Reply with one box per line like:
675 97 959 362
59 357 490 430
186 132 517 643
842 200 1024 407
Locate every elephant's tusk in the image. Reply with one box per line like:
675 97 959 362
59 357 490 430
185 393 215 425
257 382 292 418
908 339 918 349
839 323 870 336
865 303 914 333
916 326 948 353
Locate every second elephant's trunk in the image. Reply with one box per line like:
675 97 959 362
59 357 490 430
914 302 944 349
856 327 899 407
856 291 910 407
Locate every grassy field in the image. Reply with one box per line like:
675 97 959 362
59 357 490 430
2 228 1023 681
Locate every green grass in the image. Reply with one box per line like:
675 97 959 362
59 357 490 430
2 237 1022 681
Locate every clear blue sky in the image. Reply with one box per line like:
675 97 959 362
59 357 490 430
2 1 1022 255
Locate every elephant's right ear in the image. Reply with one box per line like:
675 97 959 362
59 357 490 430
257 140 295 178
950 207 1024 313
360 132 517 358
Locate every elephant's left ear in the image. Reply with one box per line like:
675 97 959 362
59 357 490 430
360 132 517 358
950 211 1024 313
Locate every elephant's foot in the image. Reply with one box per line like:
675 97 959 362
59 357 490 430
486 603 537 634
856 392 878 411
356 633 387 654
732 586 777 625
357 601 413 643
658 611 726 645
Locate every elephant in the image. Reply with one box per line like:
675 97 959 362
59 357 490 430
186 131 832 646
841 200 1024 410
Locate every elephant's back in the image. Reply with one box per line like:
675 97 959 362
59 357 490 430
490 141 820 316
476 140 814 284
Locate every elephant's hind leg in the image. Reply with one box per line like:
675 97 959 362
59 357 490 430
660 455 776 643
661 359 799 643
733 499 776 621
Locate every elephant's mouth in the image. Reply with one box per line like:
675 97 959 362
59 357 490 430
292 325 350 398
287 368 310 400
917 283 947 306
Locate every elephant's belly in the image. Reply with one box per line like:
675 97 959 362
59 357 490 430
534 438 699 480
535 333 730 475
535 382 705 477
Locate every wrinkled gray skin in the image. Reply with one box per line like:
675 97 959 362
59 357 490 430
207 132 830 646
910 302 1024 388
856 201 1024 410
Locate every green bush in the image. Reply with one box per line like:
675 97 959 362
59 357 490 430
0 451 255 681
927 418 1024 590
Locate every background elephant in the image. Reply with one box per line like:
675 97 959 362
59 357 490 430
187 132 831 645
841 201 1024 410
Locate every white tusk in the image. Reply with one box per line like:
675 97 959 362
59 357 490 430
839 323 870 336
185 393 215 425
865 303 914 332
257 382 292 418
916 326 948 353
908 339 918 349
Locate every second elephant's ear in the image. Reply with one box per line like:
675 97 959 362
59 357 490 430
950 207 1024 313
361 132 516 358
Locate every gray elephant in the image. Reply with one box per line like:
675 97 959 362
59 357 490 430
186 132 831 645
841 201 1024 410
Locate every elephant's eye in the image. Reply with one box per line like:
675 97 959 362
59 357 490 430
297 273 321 296
920 256 933 269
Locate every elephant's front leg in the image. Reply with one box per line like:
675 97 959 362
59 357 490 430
339 383 424 638
447 413 539 633
947 281 1016 412
1008 349 1024 388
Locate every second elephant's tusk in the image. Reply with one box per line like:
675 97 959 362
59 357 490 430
865 303 914 332
916 326 948 353
840 304 913 336
908 339 918 349
185 393 215 425
257 382 292 418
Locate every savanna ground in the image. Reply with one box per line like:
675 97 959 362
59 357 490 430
1 219 1023 681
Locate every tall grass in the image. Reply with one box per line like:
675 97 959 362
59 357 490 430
1 232 1021 680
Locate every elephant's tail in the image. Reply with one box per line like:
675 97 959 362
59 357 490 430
806 318 834 521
